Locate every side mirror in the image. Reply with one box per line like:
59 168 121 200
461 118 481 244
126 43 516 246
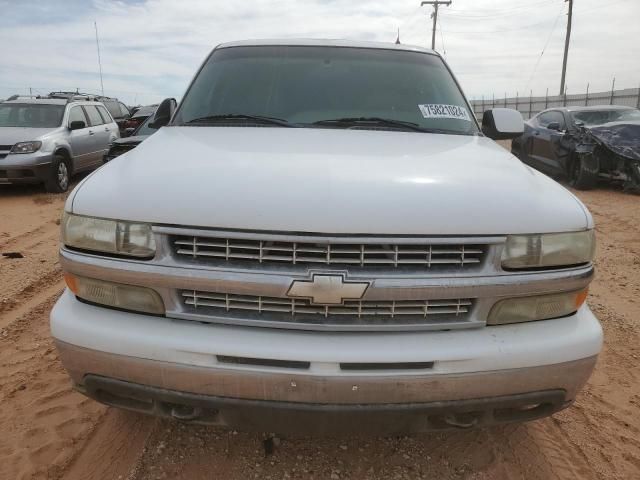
69 120 86 130
481 108 524 140
148 98 177 129
124 127 136 137
547 122 561 131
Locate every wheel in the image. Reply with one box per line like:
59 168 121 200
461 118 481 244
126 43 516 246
568 154 598 190
45 154 71 193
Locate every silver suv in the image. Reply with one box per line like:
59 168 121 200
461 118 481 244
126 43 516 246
0 98 120 192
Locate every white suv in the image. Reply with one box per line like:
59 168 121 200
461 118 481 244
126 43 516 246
51 40 602 434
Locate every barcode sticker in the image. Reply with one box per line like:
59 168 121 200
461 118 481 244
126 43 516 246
418 104 471 121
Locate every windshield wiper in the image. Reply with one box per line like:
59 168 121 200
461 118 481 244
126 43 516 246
182 114 296 127
310 117 453 133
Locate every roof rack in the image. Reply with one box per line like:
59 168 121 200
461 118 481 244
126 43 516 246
5 94 43 101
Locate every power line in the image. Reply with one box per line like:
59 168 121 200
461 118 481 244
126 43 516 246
524 5 565 93
437 14 447 57
442 0 557 18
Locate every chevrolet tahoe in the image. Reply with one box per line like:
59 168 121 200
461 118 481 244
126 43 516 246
50 39 602 434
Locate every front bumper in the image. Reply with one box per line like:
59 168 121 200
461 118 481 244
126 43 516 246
0 151 54 184
51 291 602 432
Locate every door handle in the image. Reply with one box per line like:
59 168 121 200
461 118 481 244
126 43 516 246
88 130 95 135
104 127 110 132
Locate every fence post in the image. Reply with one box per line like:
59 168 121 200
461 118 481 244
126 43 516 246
545 88 548 109
610 77 616 105
637 82 640 109
492 93 495 109
585 83 589 106
515 91 519 114
529 90 533 119
482 95 485 116
504 92 507 108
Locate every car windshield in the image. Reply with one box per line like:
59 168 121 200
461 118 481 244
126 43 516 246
132 105 158 119
134 114 158 136
174 45 478 135
572 109 640 126
0 103 65 128
616 109 640 122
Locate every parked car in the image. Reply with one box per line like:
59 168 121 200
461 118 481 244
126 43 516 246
51 39 601 434
103 102 175 161
0 97 119 192
100 98 131 135
511 106 640 192
47 91 132 136
122 104 159 135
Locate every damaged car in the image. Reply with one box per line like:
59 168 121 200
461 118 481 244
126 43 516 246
511 105 640 192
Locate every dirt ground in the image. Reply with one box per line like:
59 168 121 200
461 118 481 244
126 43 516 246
1 170 639 479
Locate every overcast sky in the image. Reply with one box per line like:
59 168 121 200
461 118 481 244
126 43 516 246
0 0 638 105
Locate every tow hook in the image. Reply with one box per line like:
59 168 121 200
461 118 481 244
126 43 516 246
443 413 479 429
170 404 203 421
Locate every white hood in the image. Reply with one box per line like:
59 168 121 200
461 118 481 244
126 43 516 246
70 127 590 235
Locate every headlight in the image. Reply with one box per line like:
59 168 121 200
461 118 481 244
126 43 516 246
487 288 588 325
62 212 156 258
11 141 42 154
501 230 595 270
65 273 165 315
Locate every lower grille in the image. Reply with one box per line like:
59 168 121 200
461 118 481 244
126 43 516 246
179 290 474 330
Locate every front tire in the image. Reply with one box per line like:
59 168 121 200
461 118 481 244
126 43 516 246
568 154 598 190
45 154 71 193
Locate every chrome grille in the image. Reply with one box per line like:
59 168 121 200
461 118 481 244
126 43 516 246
180 290 473 329
172 236 484 269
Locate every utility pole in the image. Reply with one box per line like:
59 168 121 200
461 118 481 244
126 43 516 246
559 0 573 95
421 1 452 50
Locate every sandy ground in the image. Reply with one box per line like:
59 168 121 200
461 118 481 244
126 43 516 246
1 168 639 479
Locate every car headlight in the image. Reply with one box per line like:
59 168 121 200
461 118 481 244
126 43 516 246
11 141 42 154
501 230 595 270
487 289 588 325
62 212 156 258
64 273 165 315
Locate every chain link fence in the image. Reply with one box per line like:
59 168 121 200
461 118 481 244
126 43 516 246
470 86 640 120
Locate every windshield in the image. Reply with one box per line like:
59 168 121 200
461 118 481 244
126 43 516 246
572 109 640 127
134 114 158 136
617 109 640 122
174 46 477 135
0 103 65 128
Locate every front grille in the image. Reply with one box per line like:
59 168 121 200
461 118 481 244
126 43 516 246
172 236 484 270
180 290 473 329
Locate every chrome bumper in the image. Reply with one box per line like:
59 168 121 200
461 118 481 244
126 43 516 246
57 341 597 432
57 341 596 404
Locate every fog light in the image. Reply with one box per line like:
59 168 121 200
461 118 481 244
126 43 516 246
487 289 588 326
64 273 164 315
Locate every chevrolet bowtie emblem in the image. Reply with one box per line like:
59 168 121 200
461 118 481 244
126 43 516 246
287 274 369 305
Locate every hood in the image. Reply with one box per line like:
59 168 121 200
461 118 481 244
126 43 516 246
70 127 590 235
0 126 59 145
586 122 640 161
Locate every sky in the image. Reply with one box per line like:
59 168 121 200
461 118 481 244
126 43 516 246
0 0 638 105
